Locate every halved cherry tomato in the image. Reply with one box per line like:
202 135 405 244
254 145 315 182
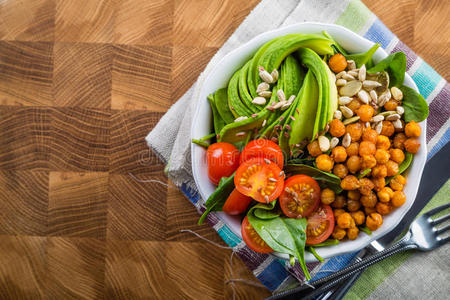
241 216 273 253
223 189 253 215
235 158 284 203
240 139 284 169
207 142 240 185
306 205 335 245
279 175 320 218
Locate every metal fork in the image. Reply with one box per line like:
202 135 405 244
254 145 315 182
267 202 450 300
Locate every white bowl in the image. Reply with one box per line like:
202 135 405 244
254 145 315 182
191 22 427 262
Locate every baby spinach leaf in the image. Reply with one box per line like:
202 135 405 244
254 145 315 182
367 52 406 87
400 85 429 122
313 239 340 247
345 43 380 68
198 174 235 224
254 207 281 220
247 203 311 280
285 164 343 193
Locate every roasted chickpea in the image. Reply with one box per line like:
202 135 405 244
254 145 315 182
333 164 349 179
360 191 377 208
347 190 361 201
376 135 391 150
359 141 376 156
366 213 383 231
389 149 405 164
376 202 391 215
372 177 386 192
347 99 361 113
372 164 388 178
332 146 348 163
361 155 377 170
393 133 407 150
365 206 377 215
321 188 335 205
405 121 421 138
329 119 346 137
333 208 346 220
346 123 363 142
383 99 398 111
404 138 420 154
392 191 406 207
390 174 406 191
347 227 359 240
377 187 394 203
356 105 374 122
362 127 378 143
386 160 399 177
337 213 353 229
307 140 322 157
346 142 360 156
341 175 361 190
351 211 366 225
332 226 347 240
347 200 361 212
346 156 361 174
332 195 347 208
359 178 375 195
316 154 334 172
329 53 348 73
375 149 390 164
381 121 395 137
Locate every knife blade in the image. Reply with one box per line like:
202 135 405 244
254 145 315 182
266 142 450 300
321 141 450 300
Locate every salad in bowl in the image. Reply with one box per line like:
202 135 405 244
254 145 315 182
191 23 428 280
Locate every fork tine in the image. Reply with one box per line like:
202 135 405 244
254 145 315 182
424 202 450 218
432 213 450 225
435 224 450 235
438 236 450 246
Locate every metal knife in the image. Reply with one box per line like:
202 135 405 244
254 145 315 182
266 141 450 300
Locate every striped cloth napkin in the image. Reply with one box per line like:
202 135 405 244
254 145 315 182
146 0 449 298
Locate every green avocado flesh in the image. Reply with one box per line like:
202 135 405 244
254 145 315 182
208 33 339 150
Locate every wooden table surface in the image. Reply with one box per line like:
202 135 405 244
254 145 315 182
0 0 448 299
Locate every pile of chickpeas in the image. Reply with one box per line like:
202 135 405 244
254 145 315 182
305 54 422 241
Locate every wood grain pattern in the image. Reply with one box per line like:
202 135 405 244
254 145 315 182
0 0 448 299
0 0 55 42
55 0 114 43
46 237 106 299
107 173 167 241
53 43 112 109
112 45 172 111
0 42 53 106
48 172 108 238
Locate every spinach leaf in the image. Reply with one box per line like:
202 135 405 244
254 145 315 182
386 152 414 184
322 31 348 55
313 239 340 247
307 246 324 262
400 85 429 122
367 52 406 87
254 207 281 220
198 174 235 224
360 226 372 235
358 168 372 179
285 164 343 193
247 203 311 280
345 43 380 68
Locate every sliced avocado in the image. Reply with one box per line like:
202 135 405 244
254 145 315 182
214 88 234 124
218 110 271 144
323 60 338 122
227 69 253 118
238 60 260 113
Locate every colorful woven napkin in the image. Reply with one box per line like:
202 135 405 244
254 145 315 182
147 0 449 298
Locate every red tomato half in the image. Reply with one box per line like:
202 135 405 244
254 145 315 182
240 139 284 169
306 205 335 245
241 216 273 253
235 158 284 203
207 142 240 185
223 189 253 215
279 175 321 218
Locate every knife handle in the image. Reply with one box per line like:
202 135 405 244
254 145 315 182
322 270 363 300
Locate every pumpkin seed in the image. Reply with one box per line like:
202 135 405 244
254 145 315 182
339 81 362 97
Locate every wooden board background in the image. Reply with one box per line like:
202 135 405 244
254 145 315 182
0 0 448 299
